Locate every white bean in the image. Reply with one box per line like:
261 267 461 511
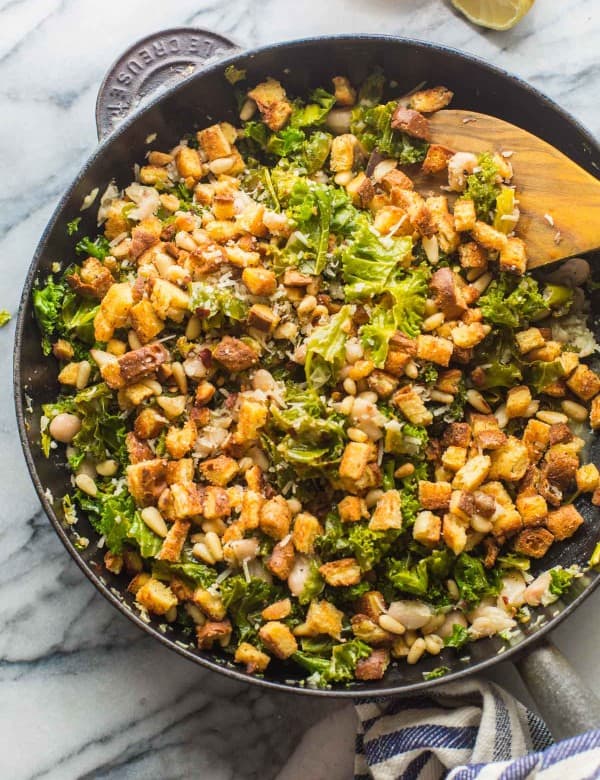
49 413 81 443
388 600 432 629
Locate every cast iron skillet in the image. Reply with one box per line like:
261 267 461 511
13 30 600 733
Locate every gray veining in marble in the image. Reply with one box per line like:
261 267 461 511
1 1 600 778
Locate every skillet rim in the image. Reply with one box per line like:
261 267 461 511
13 33 600 698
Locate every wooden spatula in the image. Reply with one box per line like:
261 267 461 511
424 110 600 269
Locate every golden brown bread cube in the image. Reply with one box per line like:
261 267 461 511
471 221 508 252
441 446 468 473
156 519 190 562
566 365 600 401
506 386 533 419
338 496 368 523
513 527 554 558
319 558 362 586
332 75 356 106
458 241 488 270
546 505 584 541
295 600 343 639
127 459 168 507
418 480 452 511
262 599 292 621
213 336 259 373
267 539 296 580
489 437 529 482
94 282 134 342
339 441 375 481
453 198 477 232
409 86 453 113
392 386 433 426
136 578 177 615
232 397 268 447
346 172 375 208
166 459 195 485
193 587 226 620
176 146 204 180
522 419 551 463
416 334 454 366
590 396 600 429
412 510 442 546
260 495 291 540
330 133 357 172
241 266 278 296
248 79 293 131
134 407 168 440
197 124 232 160
576 464 600 492
234 642 270 674
165 419 197 459
516 493 548 527
515 328 545 355
199 455 239 486
442 513 468 554
452 455 491 491
292 512 323 554
130 299 164 344
369 490 403 531
421 144 454 174
499 237 527 275
429 267 468 319
258 621 298 659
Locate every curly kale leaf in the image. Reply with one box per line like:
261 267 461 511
444 624 470 649
189 281 248 327
464 152 501 221
292 639 371 687
290 88 336 128
453 552 501 608
221 576 280 644
33 277 68 354
549 567 576 597
351 101 428 163
153 561 217 588
75 235 111 260
479 274 548 329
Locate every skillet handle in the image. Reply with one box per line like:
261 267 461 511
95 28 240 141
516 638 600 740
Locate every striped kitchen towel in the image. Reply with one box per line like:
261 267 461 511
355 678 600 779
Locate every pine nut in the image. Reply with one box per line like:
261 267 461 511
394 463 415 479
471 515 493 533
405 360 419 379
165 605 178 623
192 541 215 564
128 330 142 350
239 98 257 121
466 267 486 282
337 396 355 415
171 361 188 394
422 614 445 635
423 312 445 332
524 400 540 417
430 390 454 404
407 637 427 664
75 473 97 497
471 272 492 293
209 156 235 175
157 395 186 418
96 459 118 477
297 295 317 317
287 498 302 516
201 518 227 536
562 400 588 422
378 614 406 635
424 298 439 316
185 315 202 340
49 413 81 443
446 579 460 600
365 488 384 508
141 378 163 395
494 403 508 429
205 531 224 562
334 171 353 186
185 603 206 625
536 410 568 425
466 389 492 413
404 629 418 648
343 377 357 396
141 507 168 538
76 360 91 390
424 634 444 655
274 321 298 341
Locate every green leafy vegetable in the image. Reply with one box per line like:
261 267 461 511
526 360 565 393
67 217 82 235
479 274 548 329
298 560 325 605
387 556 430 597
347 524 400 571
497 553 531 572
290 88 336 128
351 101 428 164
189 281 249 326
444 624 470 649
293 639 371 687
453 553 500 608
464 153 501 221
0 309 11 327
153 561 217 589
267 127 306 157
549 567 575 597
33 277 67 354
423 666 450 681
590 542 600 569
75 235 111 260
225 64 246 85
357 70 385 107
304 305 353 389
221 576 278 643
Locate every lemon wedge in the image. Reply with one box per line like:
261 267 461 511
451 0 535 30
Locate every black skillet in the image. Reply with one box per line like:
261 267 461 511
13 30 600 737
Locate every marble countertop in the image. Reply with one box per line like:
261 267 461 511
2 1 600 777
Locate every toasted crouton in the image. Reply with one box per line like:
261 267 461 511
330 133 357 172
522 419 551 462
513 527 554 558
546 505 584 541
339 441 375 481
506 386 533 419
392 386 433 426
67 257 114 300
443 513 468 554
332 75 356 106
168 483 204 519
576 464 600 492
199 455 239 486
516 493 548 527
413 510 442 546
338 496 368 523
429 267 468 319
591 396 600 429
241 266 277 296
94 282 134 342
196 620 232 649
369 490 403 531
130 299 164 344
127 459 168 506
262 599 292 621
515 328 544 354
452 455 491 491
441 422 472 449
566 365 600 401
248 79 292 131
292 512 323 554
489 437 529 482
416 334 454 366
441 446 468 472
166 459 195 485
409 86 453 113
234 642 270 674
213 336 259 373
267 539 295 580
355 648 391 681
259 621 298 659
418 480 452 510
319 558 362 586
193 588 226 620
260 495 291 540
471 221 508 252
165 419 197 459
134 408 168 440
499 237 527 275
453 198 477 232
450 322 487 349
458 241 488 270
156 519 190 562
176 146 203 180
296 600 344 639
136 578 177 615
197 124 232 161
421 144 454 174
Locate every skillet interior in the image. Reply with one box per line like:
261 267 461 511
14 35 600 696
